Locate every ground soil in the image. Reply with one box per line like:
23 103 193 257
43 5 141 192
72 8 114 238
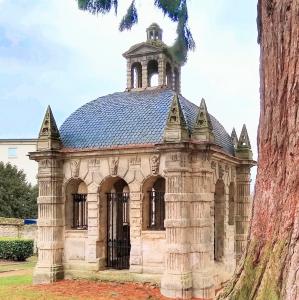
30 280 171 300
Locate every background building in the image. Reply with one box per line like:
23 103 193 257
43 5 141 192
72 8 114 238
0 139 37 185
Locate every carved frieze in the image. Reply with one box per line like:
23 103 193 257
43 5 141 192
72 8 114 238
39 159 51 168
129 156 141 166
218 164 224 179
150 155 160 175
211 161 216 170
109 157 119 176
88 158 101 168
70 160 80 178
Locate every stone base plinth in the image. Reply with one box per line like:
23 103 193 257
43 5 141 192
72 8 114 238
33 265 64 284
192 272 214 299
161 272 193 299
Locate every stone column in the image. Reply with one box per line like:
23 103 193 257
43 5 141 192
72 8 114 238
141 60 148 88
33 154 64 284
221 182 236 274
126 60 132 90
129 183 143 273
86 184 100 270
190 166 215 299
161 151 192 299
158 55 166 86
235 165 251 261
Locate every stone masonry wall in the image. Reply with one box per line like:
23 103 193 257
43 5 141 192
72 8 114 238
0 217 37 252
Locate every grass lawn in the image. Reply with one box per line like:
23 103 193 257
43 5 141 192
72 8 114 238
0 257 77 300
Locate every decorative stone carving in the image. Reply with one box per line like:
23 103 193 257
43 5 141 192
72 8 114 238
70 160 80 178
211 161 216 170
40 159 51 168
225 164 229 173
88 158 101 168
110 157 119 175
150 155 160 175
218 164 224 179
129 156 141 166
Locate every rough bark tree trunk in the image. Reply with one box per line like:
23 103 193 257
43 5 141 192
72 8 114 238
219 0 298 299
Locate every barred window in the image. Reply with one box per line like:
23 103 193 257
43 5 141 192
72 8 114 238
142 177 165 231
72 193 88 230
148 189 165 230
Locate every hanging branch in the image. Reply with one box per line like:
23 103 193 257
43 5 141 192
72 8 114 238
119 1 138 31
77 0 195 64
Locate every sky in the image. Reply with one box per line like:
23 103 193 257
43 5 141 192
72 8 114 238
0 0 259 180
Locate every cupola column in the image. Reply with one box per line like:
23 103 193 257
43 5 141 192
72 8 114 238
189 154 215 299
161 151 193 299
141 61 148 89
158 55 166 86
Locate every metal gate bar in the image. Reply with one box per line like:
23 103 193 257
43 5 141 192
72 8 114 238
107 192 130 269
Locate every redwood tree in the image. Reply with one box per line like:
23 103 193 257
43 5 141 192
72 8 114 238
220 0 298 299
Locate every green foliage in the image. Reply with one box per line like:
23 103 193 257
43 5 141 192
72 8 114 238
119 1 138 31
0 162 37 219
77 0 195 64
0 238 33 261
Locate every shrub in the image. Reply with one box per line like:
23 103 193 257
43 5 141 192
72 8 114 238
0 238 33 261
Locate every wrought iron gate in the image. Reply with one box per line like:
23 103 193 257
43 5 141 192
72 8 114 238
107 192 130 269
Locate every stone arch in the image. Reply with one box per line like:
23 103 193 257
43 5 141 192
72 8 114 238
65 178 88 230
214 179 225 261
165 62 172 88
131 62 142 88
142 176 166 230
228 182 235 226
147 59 159 87
98 176 131 269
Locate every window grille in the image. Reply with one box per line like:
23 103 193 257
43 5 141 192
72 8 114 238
148 190 165 230
72 193 87 230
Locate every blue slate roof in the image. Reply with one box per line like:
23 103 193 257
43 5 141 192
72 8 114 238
60 89 235 155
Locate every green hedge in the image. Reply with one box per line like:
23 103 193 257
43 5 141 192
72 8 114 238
0 238 33 261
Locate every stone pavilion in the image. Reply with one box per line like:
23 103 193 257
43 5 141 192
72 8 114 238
29 23 255 299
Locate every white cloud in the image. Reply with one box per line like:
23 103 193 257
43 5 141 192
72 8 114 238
0 0 260 184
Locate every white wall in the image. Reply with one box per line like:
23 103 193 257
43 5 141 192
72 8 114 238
0 139 37 185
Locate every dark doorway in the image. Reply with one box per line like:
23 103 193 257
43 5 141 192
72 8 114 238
107 179 130 269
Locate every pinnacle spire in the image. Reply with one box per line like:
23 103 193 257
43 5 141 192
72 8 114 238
236 124 252 159
191 98 214 142
163 94 189 142
231 127 238 149
237 124 251 149
37 105 61 150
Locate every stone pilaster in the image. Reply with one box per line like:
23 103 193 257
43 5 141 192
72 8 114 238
161 151 192 299
141 61 148 89
190 161 215 299
126 60 132 90
235 166 251 262
158 55 166 86
86 186 100 270
33 154 64 284
129 188 143 273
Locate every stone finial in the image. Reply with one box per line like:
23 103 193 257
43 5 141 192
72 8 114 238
191 98 214 142
236 124 252 159
163 94 189 142
37 105 62 151
231 128 238 149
